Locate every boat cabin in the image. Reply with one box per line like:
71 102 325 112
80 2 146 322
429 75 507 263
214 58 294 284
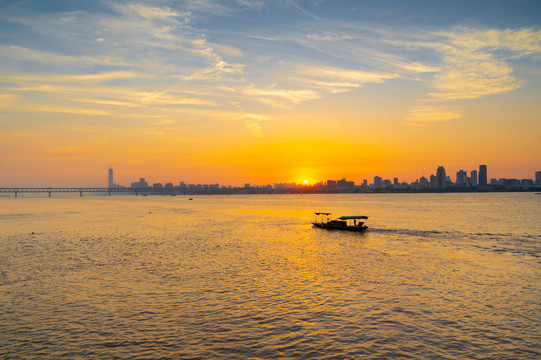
313 213 368 231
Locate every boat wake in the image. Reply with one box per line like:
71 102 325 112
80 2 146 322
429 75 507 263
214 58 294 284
368 227 541 259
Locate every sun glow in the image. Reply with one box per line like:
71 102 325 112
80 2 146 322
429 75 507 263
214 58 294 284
303 180 308 185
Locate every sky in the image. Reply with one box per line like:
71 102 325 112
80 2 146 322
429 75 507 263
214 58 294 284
1 0 540 187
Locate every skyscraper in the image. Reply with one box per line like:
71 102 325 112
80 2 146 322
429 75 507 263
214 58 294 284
470 170 478 186
456 170 467 186
436 166 447 189
373 176 382 189
479 165 487 187
108 167 114 188
536 171 541 185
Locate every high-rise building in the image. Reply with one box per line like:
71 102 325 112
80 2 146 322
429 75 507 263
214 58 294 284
337 178 354 190
430 174 437 187
327 180 337 190
436 166 447 189
373 176 382 189
419 176 429 189
108 167 113 188
536 171 541 185
479 165 487 187
131 178 148 188
470 170 478 186
456 170 467 186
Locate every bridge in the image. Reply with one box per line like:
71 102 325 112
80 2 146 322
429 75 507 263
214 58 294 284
0 187 182 197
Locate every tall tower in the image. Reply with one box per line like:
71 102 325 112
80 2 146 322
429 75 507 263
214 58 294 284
108 167 114 188
436 166 447 189
470 170 478 186
479 165 487 187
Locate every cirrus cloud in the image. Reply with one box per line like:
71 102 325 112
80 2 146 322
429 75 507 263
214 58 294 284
405 27 541 124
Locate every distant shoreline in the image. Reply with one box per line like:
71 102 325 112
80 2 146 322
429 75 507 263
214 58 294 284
1 186 541 197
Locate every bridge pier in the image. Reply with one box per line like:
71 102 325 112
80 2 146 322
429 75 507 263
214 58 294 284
80 191 83 197
15 191 17 198
48 191 51 197
108 191 111 196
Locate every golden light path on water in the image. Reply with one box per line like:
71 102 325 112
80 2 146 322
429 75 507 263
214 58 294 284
0 193 539 359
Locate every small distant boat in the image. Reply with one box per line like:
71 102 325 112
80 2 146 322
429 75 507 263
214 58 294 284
312 212 368 232
188 197 193 200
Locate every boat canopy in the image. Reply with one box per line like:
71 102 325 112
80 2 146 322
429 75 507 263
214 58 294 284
315 212 332 215
338 216 368 220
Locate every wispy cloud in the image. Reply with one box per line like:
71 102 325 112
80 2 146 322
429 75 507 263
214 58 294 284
0 45 128 67
423 29 537 101
2 71 140 83
241 113 269 138
442 28 541 54
406 105 461 125
429 54 519 101
398 62 440 74
241 85 319 108
108 2 191 42
401 27 541 124
29 105 109 116
1 69 216 115
295 65 399 93
127 4 183 20
183 39 244 80
1 1 540 134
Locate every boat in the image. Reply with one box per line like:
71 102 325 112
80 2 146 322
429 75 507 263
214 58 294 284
312 212 368 232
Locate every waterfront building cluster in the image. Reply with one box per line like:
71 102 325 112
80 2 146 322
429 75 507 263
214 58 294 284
106 166 541 195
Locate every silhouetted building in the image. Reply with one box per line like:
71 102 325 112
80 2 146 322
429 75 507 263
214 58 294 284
479 165 487 187
430 174 437 187
337 178 354 191
131 178 148 188
470 170 478 186
373 176 382 189
327 180 337 191
536 171 541 185
456 170 467 186
436 166 447 189
108 167 113 188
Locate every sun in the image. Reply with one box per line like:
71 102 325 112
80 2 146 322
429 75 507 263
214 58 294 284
303 180 309 185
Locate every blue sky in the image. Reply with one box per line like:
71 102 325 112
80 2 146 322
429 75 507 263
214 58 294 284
1 0 540 186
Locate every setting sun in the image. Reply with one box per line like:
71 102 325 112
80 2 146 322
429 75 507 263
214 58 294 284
303 180 308 185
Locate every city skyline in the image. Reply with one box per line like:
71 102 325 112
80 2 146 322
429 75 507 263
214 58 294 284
109 164 540 190
1 1 540 187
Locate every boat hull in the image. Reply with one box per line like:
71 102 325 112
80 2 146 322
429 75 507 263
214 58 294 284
312 222 368 232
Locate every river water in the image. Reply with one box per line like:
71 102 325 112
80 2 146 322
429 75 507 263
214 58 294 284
0 193 539 359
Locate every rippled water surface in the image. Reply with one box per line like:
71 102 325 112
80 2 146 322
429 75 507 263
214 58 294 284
1 193 539 359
